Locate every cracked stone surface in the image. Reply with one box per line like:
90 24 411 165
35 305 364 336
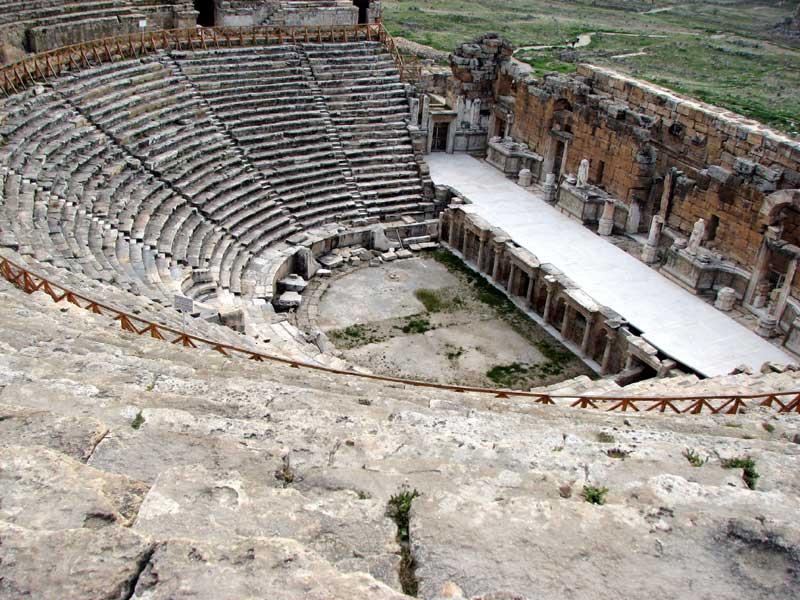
0 272 799 599
130 537 407 600
0 403 108 461
0 520 153 600
0 445 149 529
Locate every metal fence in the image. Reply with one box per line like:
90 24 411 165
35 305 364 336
2 254 798 415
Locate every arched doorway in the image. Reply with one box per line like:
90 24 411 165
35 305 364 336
353 0 370 24
194 0 215 27
745 189 800 320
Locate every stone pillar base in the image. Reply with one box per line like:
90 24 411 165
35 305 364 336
641 244 658 264
598 218 613 236
756 314 777 338
714 287 736 312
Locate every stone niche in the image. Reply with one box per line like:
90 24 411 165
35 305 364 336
555 180 610 225
486 137 542 180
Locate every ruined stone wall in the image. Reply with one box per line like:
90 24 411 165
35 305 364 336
510 64 800 269
447 33 513 110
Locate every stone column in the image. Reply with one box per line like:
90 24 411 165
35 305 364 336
456 96 465 124
507 263 516 294
461 228 469 258
421 94 431 131
526 275 535 306
714 287 736 311
447 215 457 247
561 304 571 338
580 315 593 356
598 199 615 236
641 215 664 264
756 313 777 338
543 173 557 204
470 98 481 129
492 246 503 282
409 97 420 127
542 281 555 323
625 200 641 234
601 331 616 375
477 236 486 272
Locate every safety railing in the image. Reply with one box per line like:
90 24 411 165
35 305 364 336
0 21 419 96
1 254 798 415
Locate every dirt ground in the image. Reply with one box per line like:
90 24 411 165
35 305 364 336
316 253 594 389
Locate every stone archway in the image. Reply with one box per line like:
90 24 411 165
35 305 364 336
352 0 370 24
745 189 800 323
194 0 215 27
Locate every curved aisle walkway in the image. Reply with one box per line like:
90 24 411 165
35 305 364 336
428 153 794 377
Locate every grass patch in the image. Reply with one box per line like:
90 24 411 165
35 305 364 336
444 344 465 361
721 456 760 490
387 487 421 596
415 288 443 312
606 448 629 459
683 448 707 467
596 432 615 444
328 323 386 349
331 324 368 340
581 485 609 505
383 0 800 135
131 411 145 430
402 317 432 334
486 362 529 386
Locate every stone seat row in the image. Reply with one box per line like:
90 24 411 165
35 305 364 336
0 40 429 323
0 90 281 305
0 0 137 26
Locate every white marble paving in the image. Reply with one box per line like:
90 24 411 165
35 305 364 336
428 153 794 376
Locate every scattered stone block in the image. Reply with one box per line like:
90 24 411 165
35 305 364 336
275 291 302 310
381 251 397 262
279 274 307 292
317 268 332 278
319 254 344 269
396 249 413 259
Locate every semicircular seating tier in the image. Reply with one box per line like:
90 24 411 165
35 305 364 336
0 41 428 318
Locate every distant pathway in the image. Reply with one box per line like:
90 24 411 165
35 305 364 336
513 31 669 59
428 154 794 376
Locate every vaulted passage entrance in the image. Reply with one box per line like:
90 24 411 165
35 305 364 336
195 0 215 27
353 0 370 24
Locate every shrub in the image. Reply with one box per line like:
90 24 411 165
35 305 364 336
581 485 609 505
131 411 145 430
402 318 431 334
683 448 707 467
721 456 759 490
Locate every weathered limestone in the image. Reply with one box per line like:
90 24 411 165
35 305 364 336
0 446 148 530
0 278 799 599
686 218 706 256
715 287 737 312
518 168 532 187
0 521 154 599
641 215 664 264
597 198 615 236
131 537 406 600
543 173 557 204
576 158 590 188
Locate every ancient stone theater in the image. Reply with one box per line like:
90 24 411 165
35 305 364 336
0 1 798 599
